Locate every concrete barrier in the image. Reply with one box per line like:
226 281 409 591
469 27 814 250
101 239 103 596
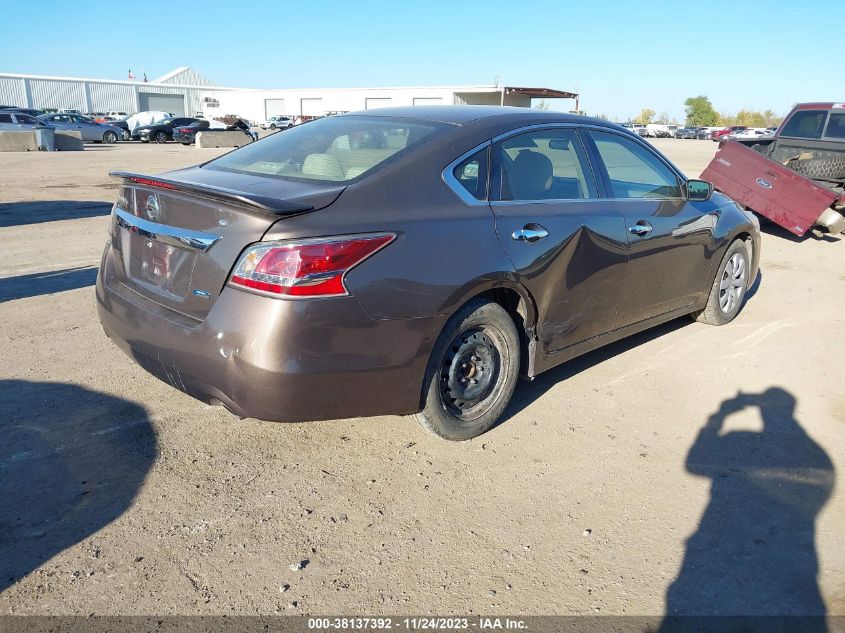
0 131 38 152
0 130 84 151
55 131 83 151
195 131 253 149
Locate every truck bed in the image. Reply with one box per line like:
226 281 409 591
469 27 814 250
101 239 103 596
701 141 841 236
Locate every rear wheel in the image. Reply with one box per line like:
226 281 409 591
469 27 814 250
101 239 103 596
103 131 118 144
691 239 750 326
154 131 167 144
413 299 520 441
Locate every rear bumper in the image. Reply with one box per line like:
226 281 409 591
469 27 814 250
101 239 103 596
96 248 436 422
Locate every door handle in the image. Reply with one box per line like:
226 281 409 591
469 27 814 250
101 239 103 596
628 221 653 236
512 224 549 243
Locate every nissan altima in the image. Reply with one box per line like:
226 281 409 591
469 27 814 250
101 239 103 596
96 106 760 440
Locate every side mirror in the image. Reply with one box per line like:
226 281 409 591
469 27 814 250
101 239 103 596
686 179 713 201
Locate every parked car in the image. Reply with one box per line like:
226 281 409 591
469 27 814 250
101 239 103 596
645 124 671 138
97 107 760 440
172 119 211 144
260 115 294 130
0 110 52 130
675 127 700 139
37 113 123 143
711 126 747 141
725 128 772 141
133 117 199 143
702 102 845 236
98 117 130 138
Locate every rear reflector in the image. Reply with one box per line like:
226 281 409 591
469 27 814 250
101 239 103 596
229 233 395 297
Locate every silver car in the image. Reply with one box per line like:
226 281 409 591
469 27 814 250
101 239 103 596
0 111 48 131
36 113 123 143
260 115 294 130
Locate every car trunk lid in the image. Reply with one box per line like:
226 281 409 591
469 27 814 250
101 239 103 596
108 168 345 320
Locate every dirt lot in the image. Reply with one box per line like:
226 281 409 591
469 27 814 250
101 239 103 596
1 138 843 617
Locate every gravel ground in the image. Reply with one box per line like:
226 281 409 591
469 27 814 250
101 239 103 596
0 138 843 616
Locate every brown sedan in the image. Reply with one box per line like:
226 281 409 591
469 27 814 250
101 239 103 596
96 107 760 440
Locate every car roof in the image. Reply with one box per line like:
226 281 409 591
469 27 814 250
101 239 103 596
341 105 610 127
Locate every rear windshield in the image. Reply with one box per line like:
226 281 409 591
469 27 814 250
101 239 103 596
780 110 827 139
206 115 442 183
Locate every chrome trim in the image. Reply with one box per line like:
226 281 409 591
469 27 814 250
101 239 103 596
442 121 690 207
512 227 549 242
441 141 491 206
114 208 221 252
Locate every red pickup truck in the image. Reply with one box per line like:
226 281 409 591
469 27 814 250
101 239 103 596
701 103 845 236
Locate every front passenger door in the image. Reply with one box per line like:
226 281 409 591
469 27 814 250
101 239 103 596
586 130 715 325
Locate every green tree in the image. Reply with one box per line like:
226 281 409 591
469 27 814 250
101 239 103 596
633 108 656 125
684 96 718 127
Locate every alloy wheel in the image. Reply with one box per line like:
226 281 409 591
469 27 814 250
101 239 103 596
719 252 746 313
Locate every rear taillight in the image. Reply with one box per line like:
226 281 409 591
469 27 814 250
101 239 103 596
229 233 395 297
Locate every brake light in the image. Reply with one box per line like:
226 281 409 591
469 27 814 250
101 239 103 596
127 177 176 190
229 233 395 297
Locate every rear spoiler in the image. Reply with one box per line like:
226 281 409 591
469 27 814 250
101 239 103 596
110 171 314 215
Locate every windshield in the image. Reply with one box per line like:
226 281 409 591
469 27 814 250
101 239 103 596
206 115 443 183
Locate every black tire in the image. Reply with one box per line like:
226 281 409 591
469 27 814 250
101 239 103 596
270 124 276 130
103 131 118 144
154 131 167 144
413 299 520 441
786 155 845 181
691 240 750 326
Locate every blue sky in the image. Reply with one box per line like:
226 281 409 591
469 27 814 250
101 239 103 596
1 0 835 121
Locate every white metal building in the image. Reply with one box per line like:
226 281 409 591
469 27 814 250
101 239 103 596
0 66 579 122
201 85 580 123
0 67 238 117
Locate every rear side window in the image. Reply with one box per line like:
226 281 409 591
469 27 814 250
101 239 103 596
0 113 12 123
452 148 489 201
590 131 682 199
208 115 442 183
494 128 595 201
824 113 845 139
780 110 827 139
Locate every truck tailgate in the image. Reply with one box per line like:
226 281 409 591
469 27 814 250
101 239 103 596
701 141 837 236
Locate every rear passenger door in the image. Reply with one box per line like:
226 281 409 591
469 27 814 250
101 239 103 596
489 126 628 353
585 129 715 325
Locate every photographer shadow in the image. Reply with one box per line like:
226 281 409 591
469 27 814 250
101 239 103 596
660 387 834 631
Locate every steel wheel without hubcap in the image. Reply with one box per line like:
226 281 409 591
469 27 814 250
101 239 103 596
440 328 501 419
414 299 520 441
719 252 746 314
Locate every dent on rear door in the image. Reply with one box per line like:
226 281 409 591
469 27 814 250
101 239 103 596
488 126 628 354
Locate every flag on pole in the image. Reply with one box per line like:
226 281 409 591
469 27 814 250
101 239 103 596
128 69 135 79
